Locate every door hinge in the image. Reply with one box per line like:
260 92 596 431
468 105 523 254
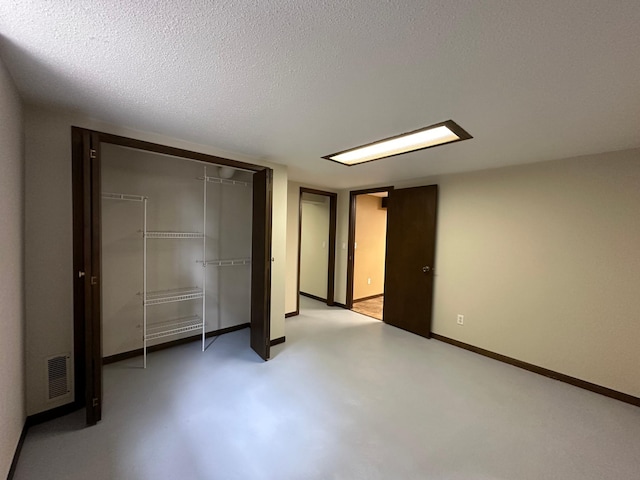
92 397 99 407
78 271 85 278
90 276 98 285
89 149 97 159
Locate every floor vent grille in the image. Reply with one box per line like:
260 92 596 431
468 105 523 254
47 354 70 400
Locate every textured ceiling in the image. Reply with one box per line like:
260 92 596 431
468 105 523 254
1 1 639 188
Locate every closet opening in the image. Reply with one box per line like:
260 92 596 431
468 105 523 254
72 128 273 426
296 187 337 313
346 186 393 320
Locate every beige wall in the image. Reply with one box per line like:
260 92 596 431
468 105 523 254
333 149 640 397
353 194 387 300
270 167 288 340
334 190 349 305
300 199 330 299
24 106 287 415
285 182 300 313
0 58 25 478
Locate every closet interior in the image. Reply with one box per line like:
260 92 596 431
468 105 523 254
101 143 253 366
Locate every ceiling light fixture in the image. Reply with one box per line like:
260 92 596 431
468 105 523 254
322 120 472 166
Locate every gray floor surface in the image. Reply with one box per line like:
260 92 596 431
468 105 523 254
14 297 640 479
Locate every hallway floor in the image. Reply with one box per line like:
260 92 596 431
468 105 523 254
352 295 383 320
14 297 640 479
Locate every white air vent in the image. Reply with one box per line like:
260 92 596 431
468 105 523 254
46 354 70 401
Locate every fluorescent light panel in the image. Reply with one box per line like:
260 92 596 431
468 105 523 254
323 120 471 166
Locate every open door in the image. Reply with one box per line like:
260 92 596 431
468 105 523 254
250 168 273 360
87 131 103 424
73 129 103 425
382 185 438 338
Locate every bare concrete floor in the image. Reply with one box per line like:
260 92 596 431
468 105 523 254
14 297 640 479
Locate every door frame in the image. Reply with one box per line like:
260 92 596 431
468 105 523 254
346 186 394 310
71 127 273 424
296 187 337 313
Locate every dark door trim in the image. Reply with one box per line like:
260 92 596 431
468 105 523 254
71 127 273 424
346 186 394 310
296 187 337 314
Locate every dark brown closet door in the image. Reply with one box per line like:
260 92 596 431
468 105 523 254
250 168 273 360
76 130 102 425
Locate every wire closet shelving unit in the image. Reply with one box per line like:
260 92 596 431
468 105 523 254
101 165 252 368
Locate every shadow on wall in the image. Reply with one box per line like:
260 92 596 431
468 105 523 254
0 34 144 117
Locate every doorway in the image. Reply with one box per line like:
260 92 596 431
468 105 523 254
347 185 438 336
296 188 337 312
346 187 393 320
71 128 273 425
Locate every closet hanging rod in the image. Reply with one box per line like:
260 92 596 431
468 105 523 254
196 176 250 187
102 192 147 202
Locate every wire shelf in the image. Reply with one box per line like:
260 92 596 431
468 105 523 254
202 257 252 267
144 287 203 306
145 231 204 239
102 192 146 202
145 315 203 341
199 175 250 187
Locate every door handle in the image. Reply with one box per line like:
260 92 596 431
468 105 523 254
422 266 430 273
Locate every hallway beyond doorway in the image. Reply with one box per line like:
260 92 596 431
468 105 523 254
352 295 383 320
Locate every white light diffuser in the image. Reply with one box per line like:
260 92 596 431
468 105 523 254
323 120 471 166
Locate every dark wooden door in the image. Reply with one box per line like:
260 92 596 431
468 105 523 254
250 168 273 360
84 131 102 425
383 185 438 338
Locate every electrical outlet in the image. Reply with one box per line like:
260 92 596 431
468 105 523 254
457 314 464 325
367 278 371 285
